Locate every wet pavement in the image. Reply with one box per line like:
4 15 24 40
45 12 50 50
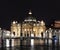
0 39 60 50
0 45 59 50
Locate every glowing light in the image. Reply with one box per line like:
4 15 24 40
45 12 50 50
28 10 32 14
31 34 34 37
13 21 16 24
37 24 39 26
27 29 29 31
17 24 20 26
38 34 41 37
33 29 35 31
31 39 34 46
6 39 10 47
6 33 10 36
25 29 27 31
11 39 14 47
11 33 14 37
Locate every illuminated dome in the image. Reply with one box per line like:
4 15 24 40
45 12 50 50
24 10 36 22
11 10 46 38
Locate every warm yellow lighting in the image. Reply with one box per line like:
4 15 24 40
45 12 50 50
37 24 39 26
25 29 27 31
31 34 34 37
11 10 46 37
33 29 35 31
40 20 45 26
17 24 20 26
27 29 29 31
49 33 52 38
33 24 35 26
13 21 16 24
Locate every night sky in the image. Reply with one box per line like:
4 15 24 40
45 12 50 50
0 0 60 30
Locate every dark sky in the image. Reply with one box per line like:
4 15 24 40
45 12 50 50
0 0 59 30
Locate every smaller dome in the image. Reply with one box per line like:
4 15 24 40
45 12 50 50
24 10 36 22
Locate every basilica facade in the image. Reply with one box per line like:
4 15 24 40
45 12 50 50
11 11 46 37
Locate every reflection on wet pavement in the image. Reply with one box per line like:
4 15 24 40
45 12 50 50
0 45 59 50
0 39 59 50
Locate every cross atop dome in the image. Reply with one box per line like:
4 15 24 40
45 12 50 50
28 10 32 15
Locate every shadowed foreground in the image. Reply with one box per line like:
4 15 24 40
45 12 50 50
0 45 59 50
0 38 59 50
